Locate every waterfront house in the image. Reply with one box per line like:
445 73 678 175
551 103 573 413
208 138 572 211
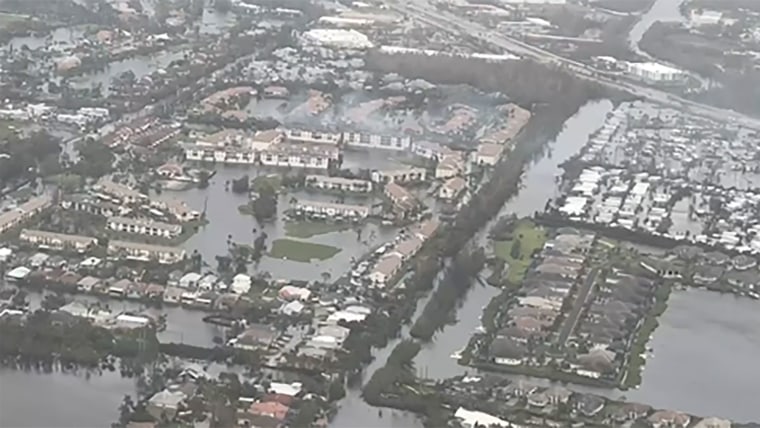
435 150 467 179
107 240 186 264
647 410 691 428
611 402 652 423
19 229 97 253
107 216 182 239
545 386 572 405
248 401 289 422
639 257 684 279
384 182 418 218
454 407 510 428
368 253 403 287
489 337 526 366
694 417 732 428
576 348 616 379
574 394 605 417
527 391 549 408
233 324 278 351
391 236 423 261
147 389 186 421
475 142 503 166
731 254 757 271
179 272 202 289
163 287 183 305
438 176 467 201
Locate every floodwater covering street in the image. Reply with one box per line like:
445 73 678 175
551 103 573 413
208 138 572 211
0 369 136 428
331 99 614 426
626 289 760 422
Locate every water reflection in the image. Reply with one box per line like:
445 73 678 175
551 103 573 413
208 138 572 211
0 368 136 428
626 289 760 422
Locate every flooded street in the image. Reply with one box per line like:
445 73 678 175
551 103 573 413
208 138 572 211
0 368 135 428
333 99 615 425
626 289 760 422
169 167 399 281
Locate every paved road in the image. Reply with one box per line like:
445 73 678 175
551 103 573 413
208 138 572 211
389 1 760 131
557 267 600 346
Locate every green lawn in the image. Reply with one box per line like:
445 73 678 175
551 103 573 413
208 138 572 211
285 221 352 238
0 13 29 28
269 238 341 262
493 219 547 284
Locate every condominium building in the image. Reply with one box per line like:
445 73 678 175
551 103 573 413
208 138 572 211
343 132 411 151
107 240 186 264
95 179 148 204
107 216 182 239
294 200 370 219
285 129 341 145
19 229 97 253
370 167 427 184
260 143 338 170
0 195 53 234
305 175 372 193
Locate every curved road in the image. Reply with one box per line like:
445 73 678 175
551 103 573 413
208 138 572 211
390 0 760 130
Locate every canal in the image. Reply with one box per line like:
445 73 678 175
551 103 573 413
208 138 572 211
627 0 686 55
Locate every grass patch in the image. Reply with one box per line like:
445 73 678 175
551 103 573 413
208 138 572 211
492 219 547 284
269 238 341 262
284 221 352 238
0 12 30 28
622 283 671 389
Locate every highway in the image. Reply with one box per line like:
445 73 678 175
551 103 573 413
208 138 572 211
389 1 760 130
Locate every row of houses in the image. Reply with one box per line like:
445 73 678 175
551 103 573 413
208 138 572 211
367 218 440 287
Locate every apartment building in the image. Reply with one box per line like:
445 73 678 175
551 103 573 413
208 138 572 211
343 132 411 151
284 129 341 145
305 175 372 193
0 195 53 234
19 229 97 253
260 143 338 170
294 200 370 219
95 179 148 204
107 216 182 239
370 167 427 184
107 240 186 264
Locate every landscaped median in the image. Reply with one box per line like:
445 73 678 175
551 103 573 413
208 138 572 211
269 238 341 262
